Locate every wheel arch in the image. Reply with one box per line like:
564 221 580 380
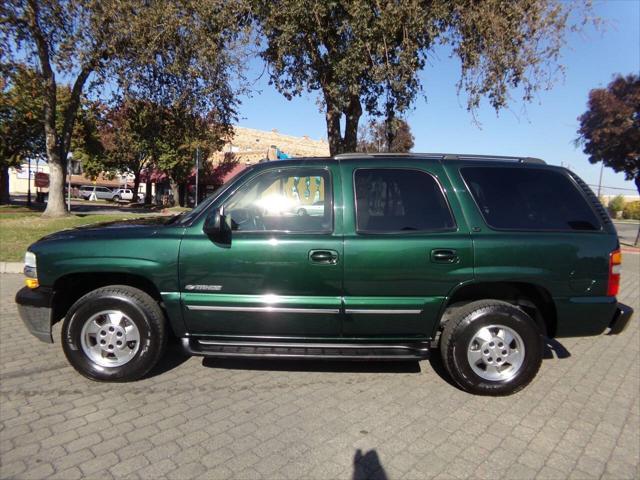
438 281 557 338
52 272 170 331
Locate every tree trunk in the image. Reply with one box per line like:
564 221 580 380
42 152 68 217
325 102 343 156
343 96 362 153
132 171 141 204
170 181 180 207
0 165 10 205
176 183 184 207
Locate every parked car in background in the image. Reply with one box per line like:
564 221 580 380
16 153 633 395
79 185 113 200
111 189 143 202
296 200 325 216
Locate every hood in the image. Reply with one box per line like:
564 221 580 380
36 215 175 243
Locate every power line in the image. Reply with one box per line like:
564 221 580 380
586 184 638 192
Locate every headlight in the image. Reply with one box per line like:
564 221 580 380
24 251 38 288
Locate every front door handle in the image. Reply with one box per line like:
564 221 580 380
309 250 339 265
431 249 458 263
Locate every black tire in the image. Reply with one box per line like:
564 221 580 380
112 195 120 202
297 208 307 216
61 285 167 382
439 300 543 396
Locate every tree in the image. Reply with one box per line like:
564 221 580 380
357 118 414 153
1 0 245 216
255 0 585 155
607 195 625 217
0 63 100 204
0 64 46 203
93 99 166 202
155 106 232 206
577 74 640 196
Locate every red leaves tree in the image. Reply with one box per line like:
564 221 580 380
577 74 640 196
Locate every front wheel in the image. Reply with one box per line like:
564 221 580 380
61 285 167 382
439 300 543 396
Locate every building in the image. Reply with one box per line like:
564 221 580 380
8 127 329 198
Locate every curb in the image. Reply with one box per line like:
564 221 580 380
0 262 23 274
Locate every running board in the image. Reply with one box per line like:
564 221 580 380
181 338 430 361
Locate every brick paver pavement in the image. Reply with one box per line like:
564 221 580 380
1 259 638 480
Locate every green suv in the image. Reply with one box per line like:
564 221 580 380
16 154 633 395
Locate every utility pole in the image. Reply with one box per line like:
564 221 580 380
27 157 31 207
597 163 604 198
195 147 200 207
67 156 72 212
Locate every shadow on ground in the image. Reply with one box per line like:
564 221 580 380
151 336 571 380
353 449 388 480
144 343 190 379
543 337 571 359
202 357 421 374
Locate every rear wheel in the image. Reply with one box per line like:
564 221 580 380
439 300 543 396
61 285 167 382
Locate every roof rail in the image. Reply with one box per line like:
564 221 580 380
334 152 440 159
442 154 546 165
333 152 546 164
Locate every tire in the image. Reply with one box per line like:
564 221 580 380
61 285 167 382
297 208 307 216
112 195 120 202
439 300 543 396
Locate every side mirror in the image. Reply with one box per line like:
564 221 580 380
203 206 231 244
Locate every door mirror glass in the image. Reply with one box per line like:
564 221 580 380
203 206 231 244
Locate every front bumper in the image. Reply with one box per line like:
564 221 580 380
608 303 634 335
15 286 54 343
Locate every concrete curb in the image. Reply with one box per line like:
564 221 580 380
0 262 23 274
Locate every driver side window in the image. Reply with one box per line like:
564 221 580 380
223 168 332 233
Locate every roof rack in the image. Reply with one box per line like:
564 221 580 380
334 152 546 164
442 154 545 165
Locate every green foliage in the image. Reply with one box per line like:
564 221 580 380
0 64 46 168
608 195 625 214
357 118 414 153
0 63 106 172
1 0 246 216
255 0 585 154
622 201 640 220
577 74 640 195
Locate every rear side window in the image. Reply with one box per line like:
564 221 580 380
354 169 455 233
461 167 601 231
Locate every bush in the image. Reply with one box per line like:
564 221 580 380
622 201 640 220
607 195 626 215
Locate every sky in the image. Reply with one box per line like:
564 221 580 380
234 0 640 196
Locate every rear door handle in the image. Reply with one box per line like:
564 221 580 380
309 250 339 265
431 249 458 263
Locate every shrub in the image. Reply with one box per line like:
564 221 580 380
622 201 640 220
608 195 626 213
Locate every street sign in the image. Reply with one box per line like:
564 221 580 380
34 172 49 188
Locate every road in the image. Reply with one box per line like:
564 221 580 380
614 221 640 247
0 262 639 479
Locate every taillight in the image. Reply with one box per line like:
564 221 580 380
607 249 622 297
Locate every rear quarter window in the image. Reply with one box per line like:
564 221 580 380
461 167 602 231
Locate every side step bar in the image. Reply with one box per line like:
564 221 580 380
181 338 430 361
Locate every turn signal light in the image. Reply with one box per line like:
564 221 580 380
607 249 621 297
25 278 39 289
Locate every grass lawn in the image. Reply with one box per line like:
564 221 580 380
0 210 156 262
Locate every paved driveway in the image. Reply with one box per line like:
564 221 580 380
1 260 638 480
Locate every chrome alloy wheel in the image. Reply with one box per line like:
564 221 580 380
80 310 141 367
467 324 525 381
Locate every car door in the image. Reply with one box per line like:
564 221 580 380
179 163 344 338
340 160 474 339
